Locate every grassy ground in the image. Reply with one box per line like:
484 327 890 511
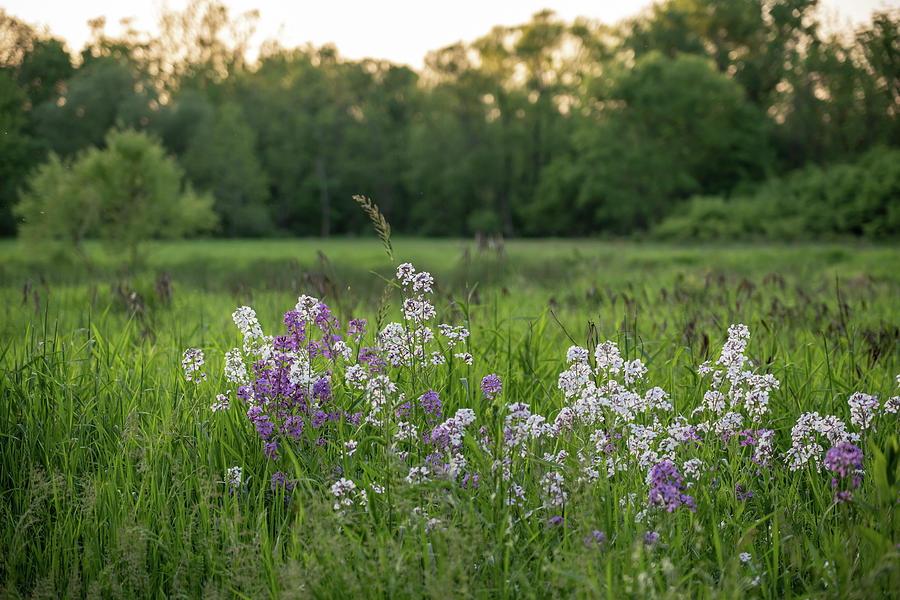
1 238 898 598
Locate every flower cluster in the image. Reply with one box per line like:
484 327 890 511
182 348 207 382
183 265 895 546
823 442 863 503
647 461 696 513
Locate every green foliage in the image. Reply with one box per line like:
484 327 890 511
655 146 900 240
15 129 216 263
533 53 770 234
0 71 32 236
2 3 900 238
32 57 158 158
182 102 270 236
0 239 898 597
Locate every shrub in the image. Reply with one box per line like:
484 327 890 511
653 146 900 241
15 128 217 263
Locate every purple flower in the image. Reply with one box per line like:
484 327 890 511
648 461 696 513
264 440 279 460
481 374 503 400
314 301 340 333
643 530 659 546
418 389 443 422
270 471 297 496
824 442 863 503
548 515 565 527
824 442 863 478
584 530 607 550
347 318 367 340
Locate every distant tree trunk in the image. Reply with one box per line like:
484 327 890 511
316 155 330 237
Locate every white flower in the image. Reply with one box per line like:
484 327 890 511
540 471 567 508
329 478 357 510
739 552 752 564
454 352 474 365
344 440 358 456
566 346 590 364
225 466 242 488
294 295 320 321
333 340 353 361
345 364 369 389
232 306 263 339
884 396 900 415
623 359 647 386
406 466 430 484
211 394 230 412
848 392 878 429
182 348 206 382
224 349 247 384
594 341 624 374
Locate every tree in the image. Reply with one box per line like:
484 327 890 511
182 101 270 236
0 71 32 235
15 129 216 263
531 53 770 234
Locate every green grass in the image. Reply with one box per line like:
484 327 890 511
1 238 899 599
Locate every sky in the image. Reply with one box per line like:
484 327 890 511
5 0 899 69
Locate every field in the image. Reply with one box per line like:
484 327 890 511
1 238 899 599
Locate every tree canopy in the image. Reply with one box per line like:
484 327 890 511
2 1 898 239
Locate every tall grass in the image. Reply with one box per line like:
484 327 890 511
0 239 898 598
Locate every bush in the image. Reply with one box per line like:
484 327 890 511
653 146 900 241
15 128 217 263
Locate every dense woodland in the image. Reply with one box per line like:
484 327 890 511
1 0 899 239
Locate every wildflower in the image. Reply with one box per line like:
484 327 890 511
682 458 703 480
270 472 296 496
584 530 607 550
824 442 863 503
481 374 503 400
643 531 659 546
506 484 525 506
548 515 565 527
406 466 430 485
454 351 474 365
232 306 263 340
884 396 900 415
648 461 695 512
210 394 230 412
735 483 754 503
566 346 590 364
263 440 279 460
541 471 567 508
294 295 320 321
396 263 416 284
594 341 624 374
623 359 647 386
848 392 878 430
344 439 358 456
330 477 357 511
225 466 242 495
224 349 247 384
739 552 752 564
182 348 207 382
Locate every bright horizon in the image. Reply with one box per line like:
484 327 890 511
4 0 899 69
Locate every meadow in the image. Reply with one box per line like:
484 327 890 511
1 237 899 599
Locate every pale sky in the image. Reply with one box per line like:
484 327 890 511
5 0 898 69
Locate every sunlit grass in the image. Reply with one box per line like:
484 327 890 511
1 239 898 598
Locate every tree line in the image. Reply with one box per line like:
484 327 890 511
1 0 898 240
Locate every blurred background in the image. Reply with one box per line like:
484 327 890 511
1 0 899 246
